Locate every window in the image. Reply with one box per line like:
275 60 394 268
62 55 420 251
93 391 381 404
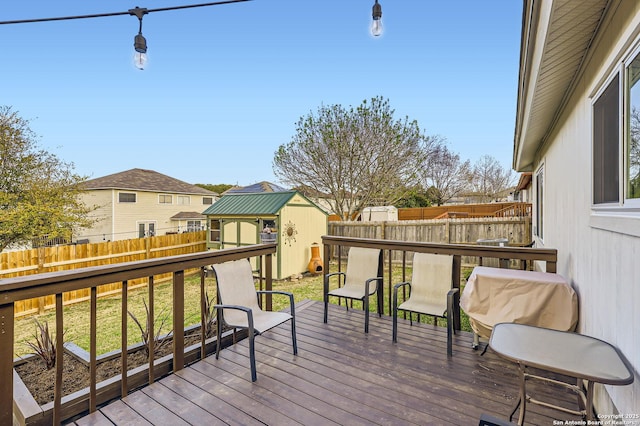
535 165 544 239
177 195 190 205
119 192 136 203
138 222 155 238
593 73 619 204
202 197 213 205
210 219 220 242
159 194 172 204
626 54 640 200
187 220 202 231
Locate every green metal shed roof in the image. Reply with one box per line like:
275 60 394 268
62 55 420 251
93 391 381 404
202 191 297 216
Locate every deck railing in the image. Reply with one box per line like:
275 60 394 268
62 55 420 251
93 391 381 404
322 236 558 333
0 243 276 425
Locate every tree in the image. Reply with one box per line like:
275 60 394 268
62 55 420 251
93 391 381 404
468 155 517 202
273 97 433 220
395 185 432 208
0 106 95 251
195 183 232 194
418 143 472 205
628 106 640 198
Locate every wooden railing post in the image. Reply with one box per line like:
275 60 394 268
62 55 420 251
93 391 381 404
0 302 14 425
265 254 273 311
173 270 185 371
121 281 128 397
54 293 63 424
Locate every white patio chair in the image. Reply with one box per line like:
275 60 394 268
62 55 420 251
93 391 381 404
323 247 383 333
213 259 297 382
392 252 459 356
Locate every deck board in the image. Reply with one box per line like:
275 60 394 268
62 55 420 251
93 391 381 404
76 300 584 425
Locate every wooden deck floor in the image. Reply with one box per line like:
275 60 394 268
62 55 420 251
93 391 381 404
72 300 583 425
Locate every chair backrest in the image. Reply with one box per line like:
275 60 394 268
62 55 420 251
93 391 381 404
408 252 453 311
344 247 382 293
213 259 261 313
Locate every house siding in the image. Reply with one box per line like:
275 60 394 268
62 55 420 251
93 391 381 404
531 1 639 414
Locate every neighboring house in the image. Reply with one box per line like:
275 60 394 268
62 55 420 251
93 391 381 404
203 191 328 280
514 0 639 415
79 169 218 242
513 173 532 203
223 181 289 194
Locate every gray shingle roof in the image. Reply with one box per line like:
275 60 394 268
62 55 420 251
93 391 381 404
83 169 217 196
223 181 288 194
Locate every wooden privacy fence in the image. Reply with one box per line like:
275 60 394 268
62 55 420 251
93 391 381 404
328 217 532 266
0 231 207 317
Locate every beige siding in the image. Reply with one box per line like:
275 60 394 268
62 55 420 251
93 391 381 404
80 189 211 242
79 190 113 243
279 199 328 278
531 1 640 414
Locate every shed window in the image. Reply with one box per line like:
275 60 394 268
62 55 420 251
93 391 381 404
210 219 220 242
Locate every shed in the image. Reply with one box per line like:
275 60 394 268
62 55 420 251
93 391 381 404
202 191 328 279
361 206 398 222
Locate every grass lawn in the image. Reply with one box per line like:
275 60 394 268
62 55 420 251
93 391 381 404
13 263 473 358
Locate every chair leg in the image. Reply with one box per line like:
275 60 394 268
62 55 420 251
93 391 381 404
446 291 455 357
247 314 257 382
364 293 369 333
248 332 257 382
290 318 298 355
215 309 222 360
323 276 329 324
392 289 398 342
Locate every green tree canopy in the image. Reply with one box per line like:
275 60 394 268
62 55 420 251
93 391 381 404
273 96 441 220
195 183 232 195
0 106 95 251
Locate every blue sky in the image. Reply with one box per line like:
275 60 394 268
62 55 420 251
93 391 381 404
1 1 522 186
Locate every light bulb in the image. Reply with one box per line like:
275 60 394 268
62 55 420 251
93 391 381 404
371 0 383 37
133 51 148 70
371 19 383 37
133 33 148 70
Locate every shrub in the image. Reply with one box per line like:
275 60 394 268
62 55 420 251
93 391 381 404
25 318 59 370
128 299 172 359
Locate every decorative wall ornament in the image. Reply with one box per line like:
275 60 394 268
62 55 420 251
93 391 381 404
282 220 298 246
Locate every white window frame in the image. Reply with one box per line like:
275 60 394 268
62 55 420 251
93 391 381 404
589 39 640 237
118 192 136 203
159 194 173 204
177 195 191 205
202 197 213 205
534 163 544 241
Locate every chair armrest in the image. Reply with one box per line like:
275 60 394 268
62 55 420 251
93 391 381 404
214 304 254 331
324 271 346 295
256 290 295 310
325 272 346 279
365 277 383 295
393 281 411 291
392 281 410 307
214 304 252 314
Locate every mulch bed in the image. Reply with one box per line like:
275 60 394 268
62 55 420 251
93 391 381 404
15 334 203 406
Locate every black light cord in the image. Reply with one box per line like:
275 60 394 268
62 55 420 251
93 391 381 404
0 0 252 25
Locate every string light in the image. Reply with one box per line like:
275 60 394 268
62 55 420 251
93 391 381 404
371 0 383 37
0 1 252 69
